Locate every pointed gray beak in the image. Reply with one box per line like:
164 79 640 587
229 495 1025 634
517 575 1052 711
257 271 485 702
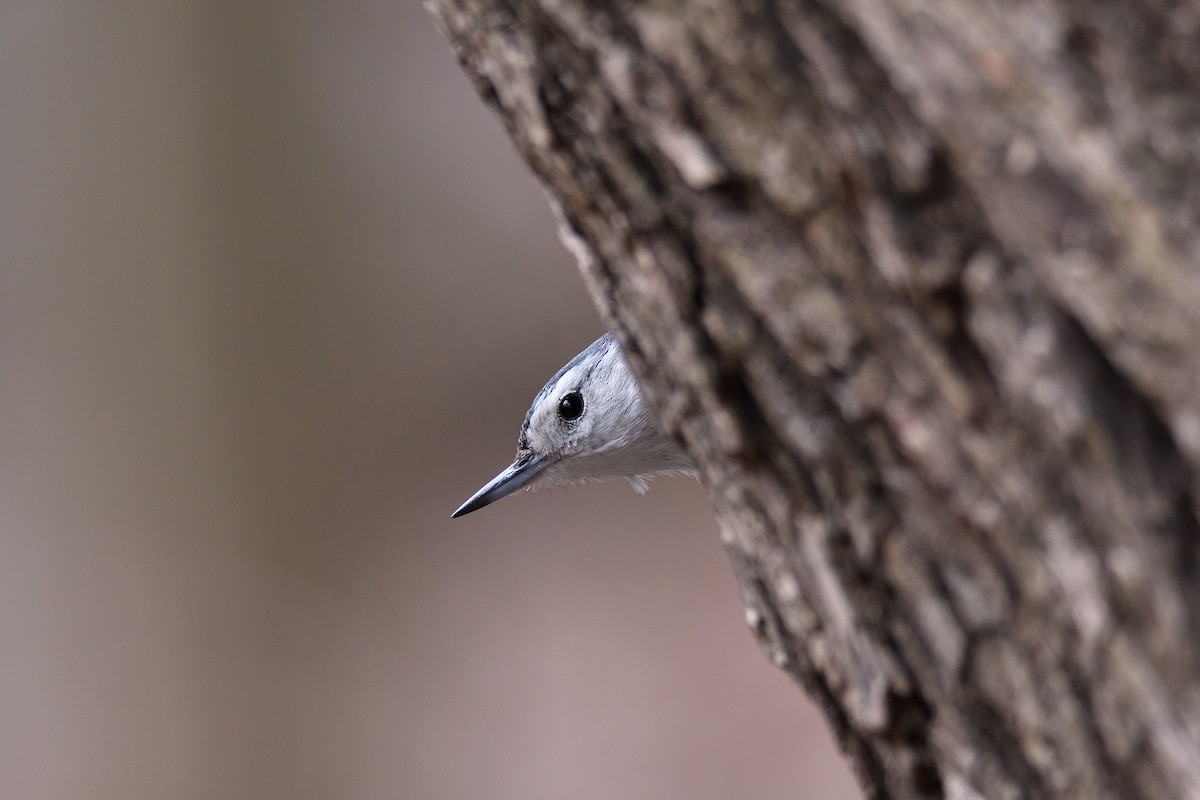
451 453 548 518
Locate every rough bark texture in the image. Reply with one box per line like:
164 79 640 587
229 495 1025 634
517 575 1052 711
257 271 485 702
427 2 1200 798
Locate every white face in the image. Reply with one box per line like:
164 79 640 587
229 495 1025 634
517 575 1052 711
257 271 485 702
517 333 692 490
519 335 627 481
452 332 695 518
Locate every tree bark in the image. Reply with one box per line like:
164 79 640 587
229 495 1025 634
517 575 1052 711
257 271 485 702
427 2 1200 798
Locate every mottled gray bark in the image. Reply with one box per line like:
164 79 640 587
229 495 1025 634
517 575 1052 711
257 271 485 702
427 2 1200 798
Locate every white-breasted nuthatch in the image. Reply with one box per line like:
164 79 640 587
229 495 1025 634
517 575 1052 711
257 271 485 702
452 332 697 517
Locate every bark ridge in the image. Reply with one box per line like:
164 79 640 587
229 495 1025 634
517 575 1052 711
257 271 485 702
429 2 1200 798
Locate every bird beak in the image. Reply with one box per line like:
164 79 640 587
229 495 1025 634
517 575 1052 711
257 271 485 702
451 452 548 518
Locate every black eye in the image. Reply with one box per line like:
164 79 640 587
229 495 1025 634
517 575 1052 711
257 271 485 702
558 390 584 421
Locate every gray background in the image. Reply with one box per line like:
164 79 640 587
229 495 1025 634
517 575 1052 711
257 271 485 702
0 2 859 798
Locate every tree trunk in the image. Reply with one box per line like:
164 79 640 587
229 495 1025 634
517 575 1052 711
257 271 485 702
426 2 1200 798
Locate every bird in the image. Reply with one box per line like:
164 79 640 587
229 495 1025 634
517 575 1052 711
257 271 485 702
452 332 697 517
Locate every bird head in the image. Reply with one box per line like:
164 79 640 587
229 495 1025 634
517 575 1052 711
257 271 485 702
451 332 695 517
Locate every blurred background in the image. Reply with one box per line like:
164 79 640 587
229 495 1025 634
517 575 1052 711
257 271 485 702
0 2 859 798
